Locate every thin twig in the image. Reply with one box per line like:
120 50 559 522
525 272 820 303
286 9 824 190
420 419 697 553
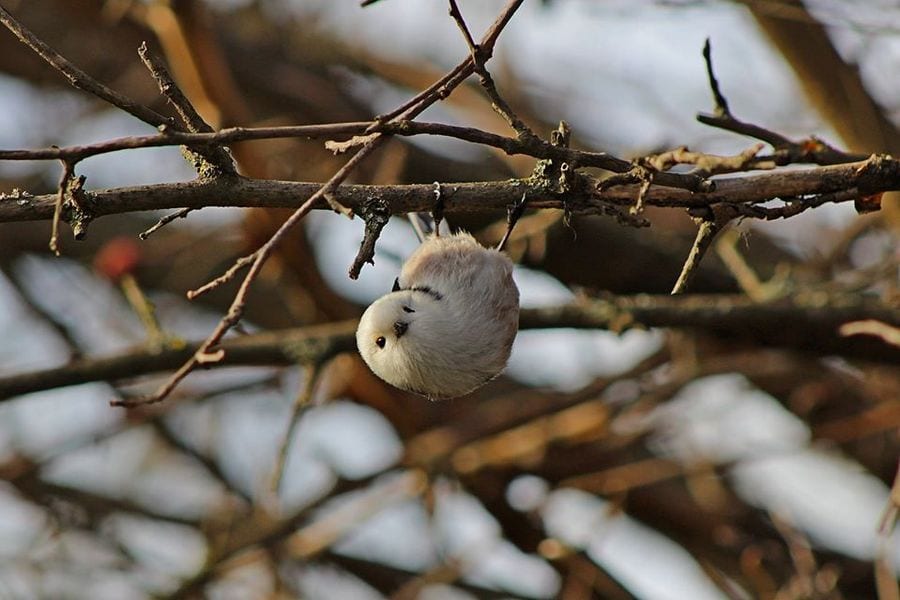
117 140 384 407
367 0 524 128
839 320 900 347
671 219 724 294
139 207 195 240
702 38 731 117
0 119 707 190
269 363 325 496
698 39 864 166
137 41 236 178
166 471 412 600
119 274 166 350
152 419 253 505
114 0 529 406
138 42 210 134
447 0 536 138
497 192 528 251
285 470 427 560
699 37 789 147
715 228 788 301
0 6 168 128
49 160 74 256
186 252 258 300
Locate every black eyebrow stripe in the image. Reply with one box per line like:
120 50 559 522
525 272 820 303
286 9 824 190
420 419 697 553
409 285 443 301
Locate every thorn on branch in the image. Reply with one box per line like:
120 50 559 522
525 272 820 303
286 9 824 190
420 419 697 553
349 197 391 280
702 38 731 118
50 160 89 255
671 217 724 295
497 192 528 251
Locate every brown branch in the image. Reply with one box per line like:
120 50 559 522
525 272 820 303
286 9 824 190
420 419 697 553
113 0 529 406
0 5 169 128
323 551 515 599
186 252 256 300
747 0 900 156
0 119 706 191
702 38 732 118
137 41 236 179
671 219 724 294
366 0 524 128
268 362 325 496
0 320 357 402
698 39 866 165
646 143 768 177
349 196 391 279
49 160 73 256
139 207 193 240
151 419 253 505
115 138 384 408
166 469 420 600
138 43 208 135
2 292 897 401
840 320 900 348
1 156 895 225
447 0 536 138
14 477 197 526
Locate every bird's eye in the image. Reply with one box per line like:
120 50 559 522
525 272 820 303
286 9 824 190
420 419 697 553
375 336 386 349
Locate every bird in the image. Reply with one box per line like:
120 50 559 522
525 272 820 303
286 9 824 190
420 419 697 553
356 195 523 399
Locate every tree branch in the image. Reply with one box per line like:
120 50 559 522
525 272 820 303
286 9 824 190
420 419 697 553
0 5 169 128
0 119 706 190
1 293 896 401
1 156 894 224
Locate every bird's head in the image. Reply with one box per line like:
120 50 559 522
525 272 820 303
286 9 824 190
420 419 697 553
356 290 442 395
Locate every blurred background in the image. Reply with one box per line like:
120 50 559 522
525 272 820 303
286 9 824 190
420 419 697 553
0 0 899 598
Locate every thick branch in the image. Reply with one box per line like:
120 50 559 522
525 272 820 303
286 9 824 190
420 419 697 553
1 293 896 401
0 157 894 224
0 320 358 401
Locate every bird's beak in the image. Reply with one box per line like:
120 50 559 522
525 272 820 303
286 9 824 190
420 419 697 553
393 320 409 338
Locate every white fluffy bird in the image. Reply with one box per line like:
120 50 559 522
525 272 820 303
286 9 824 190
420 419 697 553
356 228 520 400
